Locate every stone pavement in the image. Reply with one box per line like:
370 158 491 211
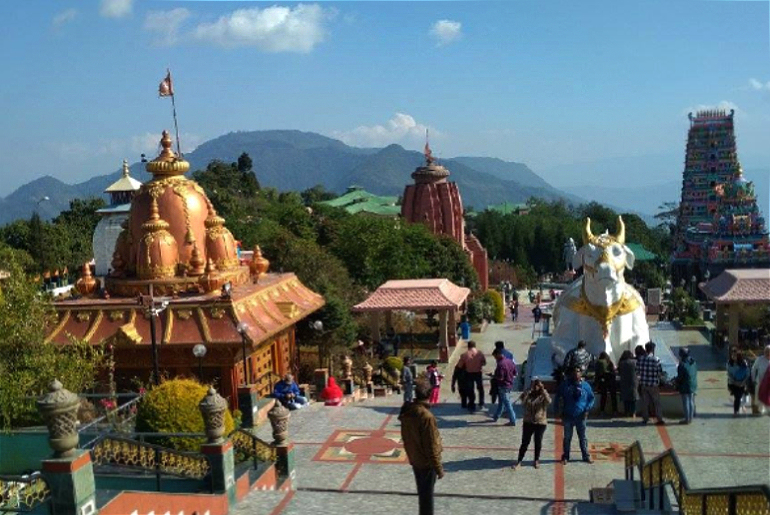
236 292 770 514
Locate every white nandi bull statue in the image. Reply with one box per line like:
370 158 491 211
551 216 649 363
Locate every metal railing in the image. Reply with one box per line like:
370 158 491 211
0 473 50 513
230 429 277 471
88 434 211 492
625 440 770 515
78 394 144 439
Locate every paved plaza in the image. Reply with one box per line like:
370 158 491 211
237 295 770 514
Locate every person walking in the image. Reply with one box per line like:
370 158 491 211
458 341 487 411
563 340 592 375
495 341 515 363
637 342 665 425
532 304 542 324
426 361 444 404
751 345 770 415
399 379 444 515
617 350 639 417
491 348 517 425
595 352 618 416
675 347 698 424
512 378 551 469
727 349 750 416
558 367 595 464
402 356 415 403
451 362 470 409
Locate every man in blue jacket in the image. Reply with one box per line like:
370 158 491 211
558 367 595 464
274 373 308 410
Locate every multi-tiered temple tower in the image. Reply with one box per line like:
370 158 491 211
401 143 488 290
672 110 770 282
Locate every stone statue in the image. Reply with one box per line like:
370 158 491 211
562 238 577 271
550 217 649 362
342 355 353 380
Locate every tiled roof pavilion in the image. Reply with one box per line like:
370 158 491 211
700 269 770 303
353 279 470 363
353 278 470 312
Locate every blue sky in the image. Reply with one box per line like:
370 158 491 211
0 0 768 196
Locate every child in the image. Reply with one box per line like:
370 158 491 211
427 360 444 404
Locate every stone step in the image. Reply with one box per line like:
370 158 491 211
612 479 640 512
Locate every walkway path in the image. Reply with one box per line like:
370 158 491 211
237 292 770 514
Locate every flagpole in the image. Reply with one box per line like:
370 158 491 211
170 92 182 157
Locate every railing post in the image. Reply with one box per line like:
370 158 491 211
199 388 237 507
155 447 161 492
649 466 654 510
37 380 98 515
702 494 707 515
658 460 664 510
728 492 737 515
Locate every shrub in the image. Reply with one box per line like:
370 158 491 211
383 356 404 375
135 378 235 451
483 289 506 323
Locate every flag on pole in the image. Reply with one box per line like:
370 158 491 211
159 70 173 97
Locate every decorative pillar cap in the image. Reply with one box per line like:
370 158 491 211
36 379 79 411
199 387 227 412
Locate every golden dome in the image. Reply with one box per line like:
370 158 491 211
75 263 97 296
106 130 249 296
137 198 178 280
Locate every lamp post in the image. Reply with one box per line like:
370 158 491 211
691 274 697 298
310 320 325 371
237 322 250 386
137 291 170 386
193 343 207 380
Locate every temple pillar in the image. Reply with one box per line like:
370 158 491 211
439 310 449 363
370 311 381 343
728 302 740 348
448 308 457 347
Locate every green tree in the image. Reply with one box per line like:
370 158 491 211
0 245 104 429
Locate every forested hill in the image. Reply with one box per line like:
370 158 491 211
0 130 581 224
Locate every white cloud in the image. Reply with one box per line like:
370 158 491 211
192 4 332 52
52 8 78 28
50 132 203 163
430 19 462 47
144 8 192 46
749 78 770 92
100 0 132 19
333 113 441 148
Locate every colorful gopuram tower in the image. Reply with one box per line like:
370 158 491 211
672 109 770 281
401 142 488 290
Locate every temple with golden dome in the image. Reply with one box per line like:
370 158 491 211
47 131 325 410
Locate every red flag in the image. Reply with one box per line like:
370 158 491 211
159 70 173 97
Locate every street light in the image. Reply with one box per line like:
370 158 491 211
192 344 207 380
137 293 170 386
237 322 250 385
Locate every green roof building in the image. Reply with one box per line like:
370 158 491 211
320 186 401 217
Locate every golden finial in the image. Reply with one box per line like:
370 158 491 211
122 159 130 178
424 129 434 164
146 130 189 177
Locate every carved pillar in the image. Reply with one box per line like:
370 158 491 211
728 302 740 349
439 310 449 363
38 380 97 515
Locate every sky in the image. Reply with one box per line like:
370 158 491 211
0 0 768 196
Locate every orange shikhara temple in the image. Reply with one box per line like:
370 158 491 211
46 131 324 408
401 142 489 291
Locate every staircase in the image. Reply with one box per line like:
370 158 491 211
581 441 770 514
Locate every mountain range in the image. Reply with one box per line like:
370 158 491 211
0 130 582 224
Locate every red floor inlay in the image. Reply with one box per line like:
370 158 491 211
313 429 408 464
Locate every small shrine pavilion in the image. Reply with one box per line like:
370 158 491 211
92 160 143 276
400 142 489 290
47 131 324 409
353 278 470 362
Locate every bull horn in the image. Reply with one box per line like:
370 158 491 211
615 216 625 244
582 218 594 245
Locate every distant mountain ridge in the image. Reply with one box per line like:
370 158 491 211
0 130 580 224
